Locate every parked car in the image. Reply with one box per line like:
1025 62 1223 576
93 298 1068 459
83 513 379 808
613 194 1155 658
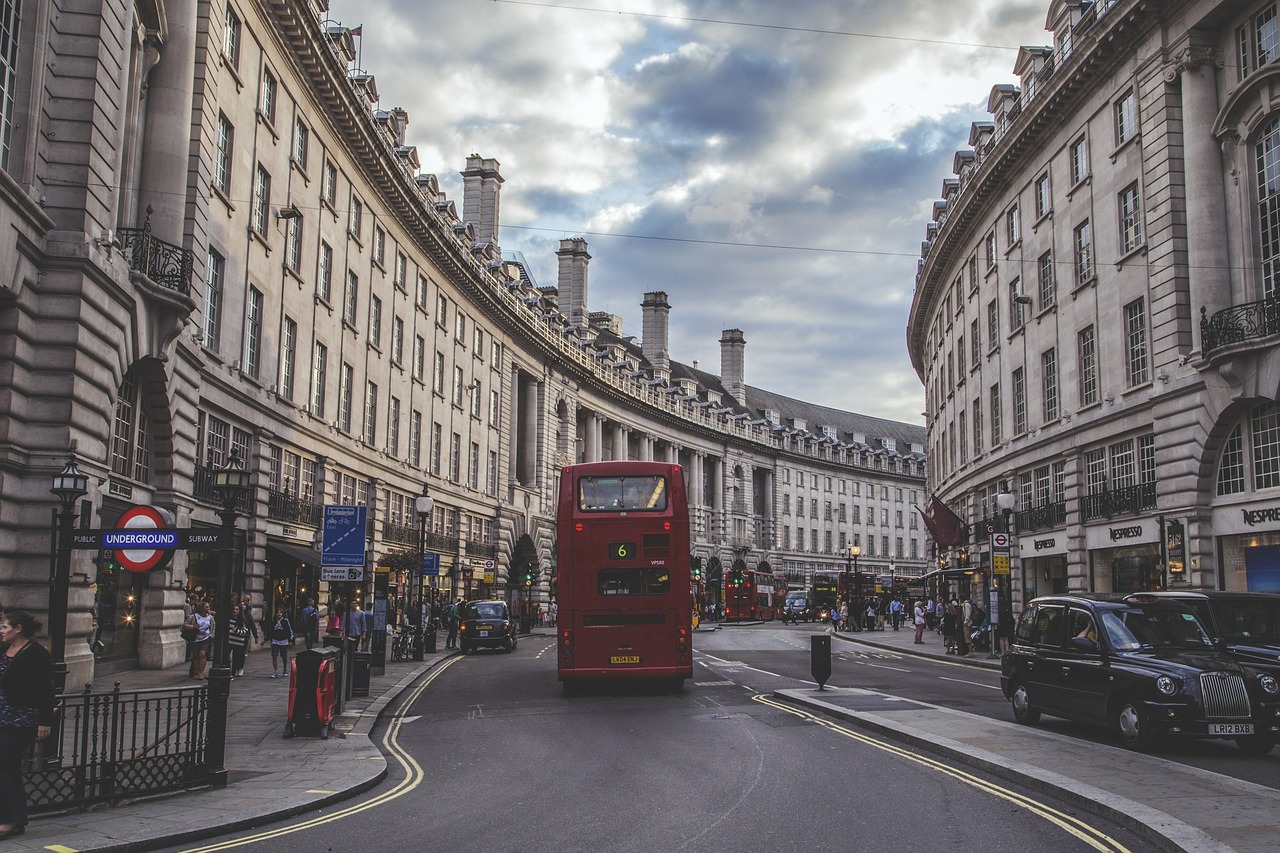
1149 590 1280 671
458 600 518 653
1001 593 1280 753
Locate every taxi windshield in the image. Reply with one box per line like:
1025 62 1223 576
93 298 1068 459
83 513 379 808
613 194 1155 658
1101 606 1214 651
1208 599 1280 644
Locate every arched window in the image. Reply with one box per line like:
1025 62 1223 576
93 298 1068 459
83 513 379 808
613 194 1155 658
1255 117 1280 299
111 368 152 481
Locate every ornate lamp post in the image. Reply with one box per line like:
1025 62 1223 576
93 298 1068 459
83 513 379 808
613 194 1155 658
206 449 252 788
48 457 89 763
847 544 861 631
993 490 1016 657
413 484 434 661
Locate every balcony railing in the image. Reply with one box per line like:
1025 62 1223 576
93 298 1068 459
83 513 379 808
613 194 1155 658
1081 482 1157 521
22 684 209 813
1201 298 1280 356
118 218 194 296
267 489 323 527
1015 501 1067 533
382 521 418 546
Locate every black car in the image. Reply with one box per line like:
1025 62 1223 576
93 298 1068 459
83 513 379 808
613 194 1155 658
1149 590 1280 672
1001 594 1280 753
458 600 518 653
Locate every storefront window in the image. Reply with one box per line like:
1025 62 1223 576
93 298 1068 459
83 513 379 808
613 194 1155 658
1089 544 1162 593
1221 532 1280 592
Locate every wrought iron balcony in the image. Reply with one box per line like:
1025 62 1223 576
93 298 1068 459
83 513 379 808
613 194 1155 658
1201 298 1280 356
118 219 194 296
1015 501 1067 533
1081 482 1157 521
266 490 323 527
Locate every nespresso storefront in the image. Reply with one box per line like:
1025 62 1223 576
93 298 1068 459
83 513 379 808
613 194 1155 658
1214 501 1280 593
1086 518 1163 593
1019 532 1069 601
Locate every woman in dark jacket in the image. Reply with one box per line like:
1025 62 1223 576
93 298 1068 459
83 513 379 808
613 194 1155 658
0 609 56 837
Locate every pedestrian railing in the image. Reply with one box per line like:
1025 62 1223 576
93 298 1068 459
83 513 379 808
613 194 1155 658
21 683 211 813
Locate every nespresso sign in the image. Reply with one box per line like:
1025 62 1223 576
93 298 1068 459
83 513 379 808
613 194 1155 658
1242 507 1280 526
1109 525 1144 541
1034 537 1058 551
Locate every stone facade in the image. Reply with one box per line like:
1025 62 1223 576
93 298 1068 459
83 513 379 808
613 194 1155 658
909 0 1280 609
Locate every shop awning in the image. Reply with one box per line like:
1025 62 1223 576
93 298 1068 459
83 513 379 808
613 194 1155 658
266 539 324 567
918 567 986 583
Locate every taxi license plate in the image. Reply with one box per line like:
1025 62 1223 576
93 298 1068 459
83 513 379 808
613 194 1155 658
610 655 641 664
479 630 489 637
1209 723 1253 735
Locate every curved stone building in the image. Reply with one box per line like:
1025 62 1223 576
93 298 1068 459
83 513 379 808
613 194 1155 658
909 0 1280 609
0 0 924 680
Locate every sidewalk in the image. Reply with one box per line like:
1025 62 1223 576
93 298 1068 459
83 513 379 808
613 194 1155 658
15 637 461 853
778 623 1280 853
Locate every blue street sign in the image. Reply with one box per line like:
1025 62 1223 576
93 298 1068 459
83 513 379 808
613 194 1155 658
422 552 440 577
321 505 368 567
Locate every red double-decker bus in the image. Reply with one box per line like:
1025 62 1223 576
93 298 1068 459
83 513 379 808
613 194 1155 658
556 461 693 687
724 570 784 621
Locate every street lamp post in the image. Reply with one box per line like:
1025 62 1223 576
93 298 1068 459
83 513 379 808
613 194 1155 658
848 544 861 631
413 484 434 661
48 457 89 765
994 490 1016 659
206 449 252 788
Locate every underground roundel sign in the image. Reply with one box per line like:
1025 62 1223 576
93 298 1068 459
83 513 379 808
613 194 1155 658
104 505 176 573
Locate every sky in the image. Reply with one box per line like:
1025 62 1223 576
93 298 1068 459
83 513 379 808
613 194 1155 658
326 0 1052 425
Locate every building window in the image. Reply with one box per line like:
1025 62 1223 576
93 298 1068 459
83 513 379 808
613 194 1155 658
1124 297 1149 386
292 120 309 167
214 114 234 195
488 450 499 495
111 370 152 482
1219 423 1246 495
436 292 449 328
489 389 500 427
413 335 425 381
339 363 354 432
368 294 382 348
410 410 423 467
364 381 378 445
285 216 302 272
1115 89 1136 145
1012 367 1026 435
1010 278 1025 331
990 382 1002 445
416 274 430 310
322 161 337 206
984 231 996 270
1240 4 1279 78
987 299 998 350
452 365 465 407
1074 219 1093 284
970 319 980 365
433 351 445 395
1254 403 1280 490
394 251 407 290
280 316 297 402
223 6 241 69
973 394 983 455
392 316 404 365
1034 172 1051 218
1119 182 1142 253
252 164 270 236
1257 118 1280 299
1006 204 1020 246
344 271 359 326
350 197 363 240
311 342 328 417
1037 251 1055 309
1078 324 1098 406
260 69 278 125
1042 347 1058 422
450 432 461 482
469 442 480 489
1070 135 1088 185
431 422 442 475
318 241 333 303
204 250 224 352
244 286 263 379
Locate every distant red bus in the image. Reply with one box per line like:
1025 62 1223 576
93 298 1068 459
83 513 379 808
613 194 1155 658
724 570 784 621
556 461 693 686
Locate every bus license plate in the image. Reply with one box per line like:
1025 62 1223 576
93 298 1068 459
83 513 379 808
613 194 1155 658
1209 723 1253 735
610 655 641 664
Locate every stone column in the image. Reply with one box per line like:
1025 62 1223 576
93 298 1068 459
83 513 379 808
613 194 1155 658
137 0 197 244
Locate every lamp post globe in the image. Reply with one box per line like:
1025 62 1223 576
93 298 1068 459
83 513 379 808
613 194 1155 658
413 485 434 661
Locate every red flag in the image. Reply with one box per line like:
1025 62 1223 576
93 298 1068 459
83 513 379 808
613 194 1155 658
350 25 363 36
920 495 967 547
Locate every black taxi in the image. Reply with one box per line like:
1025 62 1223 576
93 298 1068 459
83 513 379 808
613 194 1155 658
1001 594 1280 753
1149 590 1280 672
458 600 518 653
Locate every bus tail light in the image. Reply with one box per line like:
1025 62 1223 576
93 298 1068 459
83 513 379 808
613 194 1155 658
560 628 573 659
676 626 688 658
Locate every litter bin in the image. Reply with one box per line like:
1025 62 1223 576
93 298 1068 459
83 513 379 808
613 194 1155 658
424 627 437 653
352 650 371 697
285 647 337 739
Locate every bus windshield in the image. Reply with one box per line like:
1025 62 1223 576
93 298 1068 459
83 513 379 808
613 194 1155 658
577 475 668 512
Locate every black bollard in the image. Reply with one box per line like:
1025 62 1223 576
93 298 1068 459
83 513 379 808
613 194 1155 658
811 634 831 690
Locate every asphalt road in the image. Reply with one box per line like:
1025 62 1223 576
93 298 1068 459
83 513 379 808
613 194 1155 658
151 627 1164 853
706 622 1280 789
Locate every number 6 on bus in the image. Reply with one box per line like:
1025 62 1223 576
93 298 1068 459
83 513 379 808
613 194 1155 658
556 461 693 689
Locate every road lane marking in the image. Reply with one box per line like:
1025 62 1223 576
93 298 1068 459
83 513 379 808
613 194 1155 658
939 676 1002 690
754 694 1133 853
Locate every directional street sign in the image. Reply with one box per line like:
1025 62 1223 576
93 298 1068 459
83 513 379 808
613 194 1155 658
321 505 368 567
422 552 440 577
322 565 366 582
991 532 1011 550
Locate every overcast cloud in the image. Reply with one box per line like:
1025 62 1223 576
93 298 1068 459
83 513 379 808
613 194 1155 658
327 0 1051 424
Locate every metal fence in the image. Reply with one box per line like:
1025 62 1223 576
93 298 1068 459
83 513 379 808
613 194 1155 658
21 683 210 813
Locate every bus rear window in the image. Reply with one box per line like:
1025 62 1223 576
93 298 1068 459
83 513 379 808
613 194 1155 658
598 567 671 595
578 475 668 512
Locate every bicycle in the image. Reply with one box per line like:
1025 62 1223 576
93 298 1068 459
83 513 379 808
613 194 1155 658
391 628 414 662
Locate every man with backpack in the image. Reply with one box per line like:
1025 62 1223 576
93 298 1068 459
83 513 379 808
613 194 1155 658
300 598 319 650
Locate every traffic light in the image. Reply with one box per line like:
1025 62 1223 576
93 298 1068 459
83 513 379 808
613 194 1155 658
523 566 534 587
691 557 702 582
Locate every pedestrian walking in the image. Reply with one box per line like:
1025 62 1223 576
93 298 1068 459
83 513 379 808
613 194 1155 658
242 594 260 646
346 600 366 651
300 598 319 650
268 606 294 678
227 603 249 676
0 609 56 838
942 602 958 654
191 601 213 679
445 598 462 649
889 597 904 631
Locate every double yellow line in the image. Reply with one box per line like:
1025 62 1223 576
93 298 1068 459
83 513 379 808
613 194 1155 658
752 694 1133 853
177 657 461 853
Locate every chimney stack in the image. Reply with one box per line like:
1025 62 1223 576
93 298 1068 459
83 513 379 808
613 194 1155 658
720 329 746 405
641 291 671 380
557 238 591 331
462 154 503 249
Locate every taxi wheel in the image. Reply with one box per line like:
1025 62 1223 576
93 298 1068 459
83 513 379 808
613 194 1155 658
1235 734 1276 756
1114 698 1155 751
1009 682 1040 725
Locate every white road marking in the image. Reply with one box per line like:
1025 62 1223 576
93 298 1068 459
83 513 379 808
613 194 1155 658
939 675 1002 690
